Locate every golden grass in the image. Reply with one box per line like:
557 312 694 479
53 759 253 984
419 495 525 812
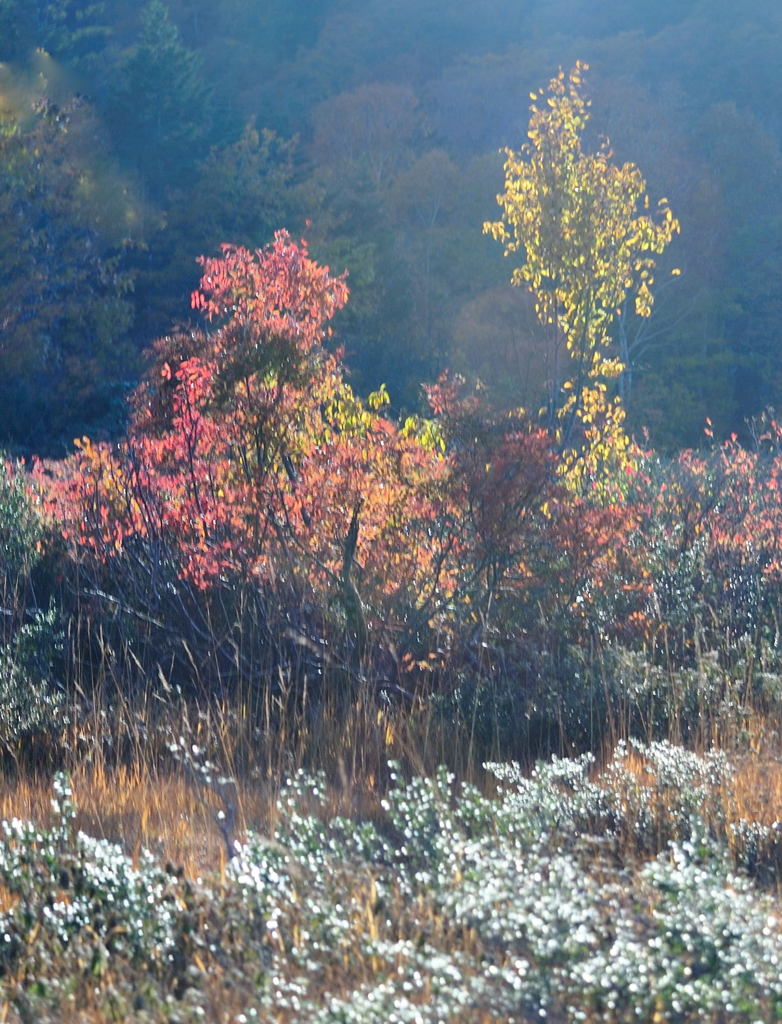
1 694 780 875
0 766 226 875
0 685 467 880
724 749 782 825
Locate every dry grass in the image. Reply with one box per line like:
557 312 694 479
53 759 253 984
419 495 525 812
1 708 780 888
726 752 782 824
1 702 782 1023
0 680 478 878
2 682 781 873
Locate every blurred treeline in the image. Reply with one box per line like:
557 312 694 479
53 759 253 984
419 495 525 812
0 0 780 454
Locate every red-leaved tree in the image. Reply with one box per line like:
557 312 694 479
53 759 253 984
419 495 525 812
40 232 460 678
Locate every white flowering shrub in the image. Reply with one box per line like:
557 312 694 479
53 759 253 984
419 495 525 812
1 749 781 1022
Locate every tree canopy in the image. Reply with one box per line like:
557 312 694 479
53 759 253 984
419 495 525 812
485 63 679 488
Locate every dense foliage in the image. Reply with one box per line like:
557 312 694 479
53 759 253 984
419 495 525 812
0 61 775 765
15 212 782 756
0 0 780 451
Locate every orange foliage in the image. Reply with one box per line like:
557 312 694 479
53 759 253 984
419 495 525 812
38 233 458 641
30 232 782 673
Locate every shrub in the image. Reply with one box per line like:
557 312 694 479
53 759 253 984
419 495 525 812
0 459 64 762
0 605 64 761
4 754 782 1022
0 457 43 601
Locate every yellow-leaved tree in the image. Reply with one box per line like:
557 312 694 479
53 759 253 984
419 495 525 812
484 62 679 493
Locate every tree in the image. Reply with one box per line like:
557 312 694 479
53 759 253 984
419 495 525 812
485 63 679 490
305 84 425 404
388 149 463 373
450 285 561 412
311 83 420 192
50 233 456 668
129 121 299 346
0 99 137 453
107 0 212 199
0 0 111 69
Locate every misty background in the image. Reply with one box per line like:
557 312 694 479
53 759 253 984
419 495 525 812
0 0 779 454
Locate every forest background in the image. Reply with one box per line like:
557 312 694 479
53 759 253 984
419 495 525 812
1 0 781 456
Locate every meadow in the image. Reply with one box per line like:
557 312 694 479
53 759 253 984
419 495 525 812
1 174 782 1022
2 412 782 1021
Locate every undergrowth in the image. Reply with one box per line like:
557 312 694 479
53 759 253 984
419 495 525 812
0 740 780 1024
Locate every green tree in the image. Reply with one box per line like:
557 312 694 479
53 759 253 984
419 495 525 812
0 1 111 70
485 62 679 489
108 0 211 199
130 121 299 347
0 100 137 453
